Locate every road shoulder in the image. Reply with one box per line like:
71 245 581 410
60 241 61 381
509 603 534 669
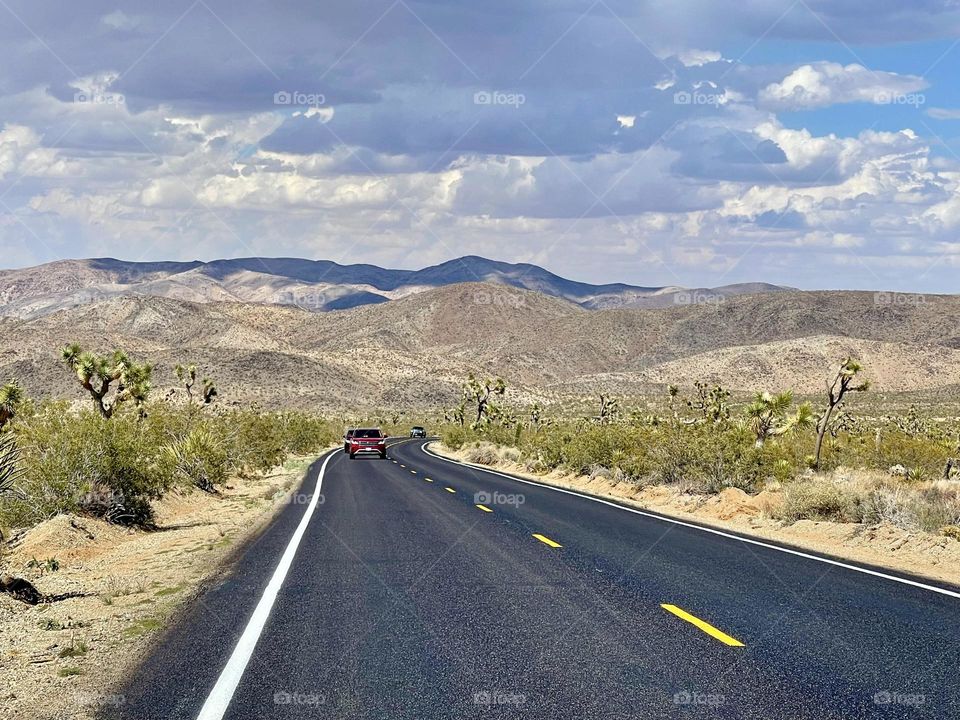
0 450 334 720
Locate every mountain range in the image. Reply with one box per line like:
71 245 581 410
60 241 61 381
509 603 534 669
0 256 790 319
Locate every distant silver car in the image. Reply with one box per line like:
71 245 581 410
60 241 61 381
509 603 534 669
409 426 427 438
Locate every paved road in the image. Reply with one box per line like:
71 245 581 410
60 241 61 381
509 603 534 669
105 439 960 719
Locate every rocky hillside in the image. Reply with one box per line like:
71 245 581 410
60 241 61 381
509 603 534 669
0 283 958 409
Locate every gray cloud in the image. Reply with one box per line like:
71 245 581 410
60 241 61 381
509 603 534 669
1 0 960 291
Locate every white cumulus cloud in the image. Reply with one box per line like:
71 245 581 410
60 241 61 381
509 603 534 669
759 62 927 110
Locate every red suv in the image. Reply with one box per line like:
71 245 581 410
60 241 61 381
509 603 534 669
347 428 387 459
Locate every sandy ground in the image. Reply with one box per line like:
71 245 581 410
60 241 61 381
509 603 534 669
0 453 325 720
431 444 960 589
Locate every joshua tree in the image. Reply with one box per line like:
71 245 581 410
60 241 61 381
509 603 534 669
687 381 731 422
175 363 218 406
814 358 869 469
942 435 960 481
529 403 543 428
888 404 928 437
0 433 20 496
61 344 153 418
201 378 218 405
463 373 506 429
827 402 860 438
0 381 23 429
596 394 621 424
746 391 814 447
446 400 467 427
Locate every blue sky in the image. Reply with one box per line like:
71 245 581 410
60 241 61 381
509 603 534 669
1 0 960 291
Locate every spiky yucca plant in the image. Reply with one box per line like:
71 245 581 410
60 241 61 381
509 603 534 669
165 426 227 492
0 380 23 429
687 381 731 422
746 390 814 447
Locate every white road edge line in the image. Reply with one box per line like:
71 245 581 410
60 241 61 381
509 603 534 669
196 449 337 720
420 443 960 600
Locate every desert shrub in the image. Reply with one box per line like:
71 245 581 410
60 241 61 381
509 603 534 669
441 425 467 450
587 464 611 481
559 425 628 476
275 412 337 455
207 409 335 480
851 486 911 528
915 486 960 530
651 424 771 493
527 426 573 470
776 479 857 523
1 406 174 527
813 424 954 478
0 401 335 531
228 410 289 476
870 430 952 478
475 421 520 448
856 485 960 532
440 418 782 491
430 407 958 537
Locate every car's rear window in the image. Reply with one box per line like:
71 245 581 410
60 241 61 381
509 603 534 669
354 428 384 438
412 427 424 431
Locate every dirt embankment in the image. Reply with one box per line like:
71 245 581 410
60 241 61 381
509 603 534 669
430 444 960 589
0 454 325 720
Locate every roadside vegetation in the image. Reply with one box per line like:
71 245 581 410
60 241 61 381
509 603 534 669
440 361 960 537
0 345 337 537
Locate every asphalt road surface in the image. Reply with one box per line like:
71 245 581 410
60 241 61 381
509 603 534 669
105 438 960 719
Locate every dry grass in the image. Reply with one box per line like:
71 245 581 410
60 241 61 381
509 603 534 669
768 469 960 533
463 441 524 467
776 478 858 523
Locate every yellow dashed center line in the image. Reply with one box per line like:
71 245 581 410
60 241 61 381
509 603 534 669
660 604 744 647
532 533 562 548
445 487 456 494
425 478 433 482
475 504 493 513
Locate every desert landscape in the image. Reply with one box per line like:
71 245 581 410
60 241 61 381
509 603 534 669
5 1 960 715
1 256 959 719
